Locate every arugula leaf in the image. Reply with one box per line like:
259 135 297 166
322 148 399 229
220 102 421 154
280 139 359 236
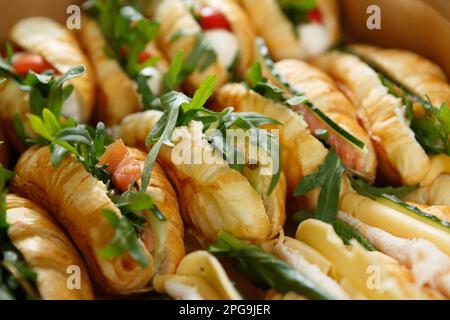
209 231 337 300
141 75 282 196
277 0 317 25
85 0 160 79
294 150 344 223
292 210 375 251
345 48 450 156
348 175 417 199
164 50 185 91
98 209 148 268
331 220 375 251
251 40 366 152
182 75 216 112
141 92 182 192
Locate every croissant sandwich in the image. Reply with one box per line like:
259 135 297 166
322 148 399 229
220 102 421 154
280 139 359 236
152 0 255 94
217 57 377 202
79 0 168 125
238 0 340 60
2 194 94 300
12 141 185 295
312 45 450 206
0 17 95 151
115 77 286 244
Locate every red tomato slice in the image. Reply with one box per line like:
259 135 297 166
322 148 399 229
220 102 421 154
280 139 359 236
308 8 323 24
12 53 55 75
113 158 142 192
98 139 129 173
138 51 152 64
199 7 232 31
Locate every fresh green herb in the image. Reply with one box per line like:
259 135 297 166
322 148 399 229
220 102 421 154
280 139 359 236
292 206 375 251
294 150 344 223
348 175 417 199
98 209 148 268
141 76 282 196
171 31 217 83
28 109 111 183
209 231 337 300
345 48 450 156
378 74 450 155
347 174 449 233
377 195 450 233
252 40 366 152
276 0 317 25
331 220 375 251
84 0 160 78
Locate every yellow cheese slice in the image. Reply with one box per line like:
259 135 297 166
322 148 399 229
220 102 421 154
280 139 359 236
154 251 241 300
295 219 434 299
154 275 222 299
340 193 450 255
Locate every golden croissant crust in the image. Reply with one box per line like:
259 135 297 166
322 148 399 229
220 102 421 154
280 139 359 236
312 51 430 185
6 194 94 300
348 44 450 106
275 59 377 182
0 17 96 151
11 17 95 122
216 82 327 196
117 110 286 244
154 0 229 94
239 0 340 60
79 16 140 125
12 146 184 294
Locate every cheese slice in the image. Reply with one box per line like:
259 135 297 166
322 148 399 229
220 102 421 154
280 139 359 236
341 193 450 255
295 219 435 299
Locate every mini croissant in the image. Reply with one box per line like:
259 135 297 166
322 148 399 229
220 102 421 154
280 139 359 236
116 110 286 245
238 0 340 60
12 146 184 294
312 45 450 204
0 17 95 151
6 194 94 300
78 16 168 125
153 0 255 94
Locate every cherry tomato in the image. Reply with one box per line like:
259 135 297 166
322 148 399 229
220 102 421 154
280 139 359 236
199 7 232 31
138 51 152 64
308 8 323 24
12 53 54 75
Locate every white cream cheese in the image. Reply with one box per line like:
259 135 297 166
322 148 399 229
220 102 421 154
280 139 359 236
298 22 331 57
204 29 239 68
